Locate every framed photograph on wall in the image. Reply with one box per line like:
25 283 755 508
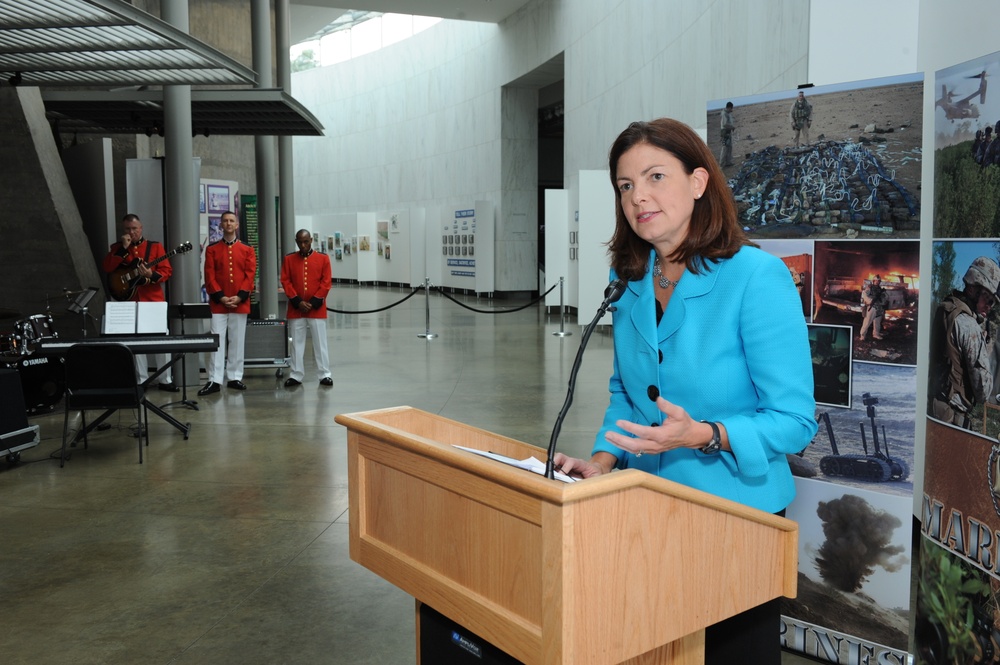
207 184 229 213
208 216 222 243
199 184 206 214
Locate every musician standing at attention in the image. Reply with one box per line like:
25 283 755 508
280 229 333 388
102 213 176 390
198 210 257 396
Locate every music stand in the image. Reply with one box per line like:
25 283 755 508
162 303 211 411
66 287 99 337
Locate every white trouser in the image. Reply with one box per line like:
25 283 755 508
289 318 330 382
208 312 248 383
136 353 172 384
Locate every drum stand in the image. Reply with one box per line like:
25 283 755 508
161 303 210 411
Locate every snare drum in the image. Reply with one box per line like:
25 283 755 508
0 332 21 360
16 314 56 352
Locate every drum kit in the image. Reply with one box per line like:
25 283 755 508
1 308 65 414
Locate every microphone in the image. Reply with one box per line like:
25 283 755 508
544 279 626 479
599 279 626 315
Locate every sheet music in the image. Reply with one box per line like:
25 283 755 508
453 445 578 483
102 301 168 335
104 302 137 334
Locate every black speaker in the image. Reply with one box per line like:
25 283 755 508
244 319 289 367
0 368 28 433
7 355 65 413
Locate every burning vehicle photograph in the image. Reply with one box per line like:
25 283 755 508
812 240 920 365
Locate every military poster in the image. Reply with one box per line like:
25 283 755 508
441 207 476 287
709 72 923 663
918 49 1000 665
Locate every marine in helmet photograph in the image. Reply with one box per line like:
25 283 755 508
928 242 1000 431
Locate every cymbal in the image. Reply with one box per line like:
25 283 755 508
0 308 21 320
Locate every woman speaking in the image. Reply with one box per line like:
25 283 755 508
554 118 817 664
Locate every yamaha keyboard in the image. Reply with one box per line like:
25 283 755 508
37 333 220 442
37 333 218 355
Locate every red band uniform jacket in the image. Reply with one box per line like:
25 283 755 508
280 250 332 319
204 239 257 315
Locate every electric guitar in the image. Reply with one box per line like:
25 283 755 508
108 241 193 301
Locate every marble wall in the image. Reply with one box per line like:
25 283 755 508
290 0 810 293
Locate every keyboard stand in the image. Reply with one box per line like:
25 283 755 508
161 303 210 413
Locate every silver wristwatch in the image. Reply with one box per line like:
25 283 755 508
699 420 722 454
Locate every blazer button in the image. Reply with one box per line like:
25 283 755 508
647 385 659 401
658 349 663 363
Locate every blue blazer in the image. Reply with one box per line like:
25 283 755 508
592 246 818 512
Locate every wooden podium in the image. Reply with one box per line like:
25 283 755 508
335 406 798 665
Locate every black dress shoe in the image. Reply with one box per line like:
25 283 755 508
198 381 220 396
284 378 301 387
157 381 180 393
227 380 247 391
319 377 333 386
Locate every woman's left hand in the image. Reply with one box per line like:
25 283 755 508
605 396 704 456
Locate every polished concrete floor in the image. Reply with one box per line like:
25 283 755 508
0 285 818 664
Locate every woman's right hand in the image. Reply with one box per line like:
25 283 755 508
552 452 614 479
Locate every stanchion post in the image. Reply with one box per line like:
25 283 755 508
552 276 572 337
418 277 438 339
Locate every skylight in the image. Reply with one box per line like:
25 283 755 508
290 12 441 71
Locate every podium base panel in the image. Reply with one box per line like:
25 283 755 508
418 603 521 664
416 601 705 665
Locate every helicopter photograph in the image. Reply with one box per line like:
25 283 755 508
934 50 1000 238
935 69 987 122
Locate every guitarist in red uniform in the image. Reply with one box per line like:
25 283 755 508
102 213 177 391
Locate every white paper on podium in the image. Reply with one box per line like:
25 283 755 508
103 301 169 335
453 445 578 483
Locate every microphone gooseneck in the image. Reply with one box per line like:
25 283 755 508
544 279 626 479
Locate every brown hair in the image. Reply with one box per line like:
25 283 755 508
607 118 748 282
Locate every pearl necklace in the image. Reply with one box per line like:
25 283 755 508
653 256 680 289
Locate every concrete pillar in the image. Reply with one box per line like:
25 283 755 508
162 0 201 385
276 0 296 259
252 0 279 318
